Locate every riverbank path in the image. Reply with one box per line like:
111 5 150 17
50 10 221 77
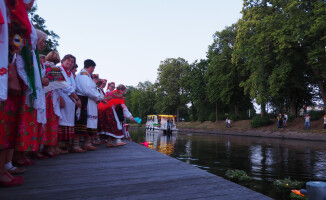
1 141 272 200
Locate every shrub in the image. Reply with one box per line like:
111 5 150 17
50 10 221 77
287 115 295 122
250 115 273 128
308 110 324 121
198 115 207 122
209 112 216 122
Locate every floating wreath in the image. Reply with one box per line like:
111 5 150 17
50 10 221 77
273 177 304 189
226 169 253 181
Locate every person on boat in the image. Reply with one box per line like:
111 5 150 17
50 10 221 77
324 115 326 129
98 84 136 147
74 59 104 151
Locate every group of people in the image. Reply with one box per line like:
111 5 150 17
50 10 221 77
0 0 136 187
276 113 288 128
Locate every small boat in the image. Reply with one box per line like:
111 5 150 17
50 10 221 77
145 114 178 134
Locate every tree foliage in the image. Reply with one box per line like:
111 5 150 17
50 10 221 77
127 0 325 122
29 6 59 55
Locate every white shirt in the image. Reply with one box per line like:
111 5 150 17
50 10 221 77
58 65 76 126
75 69 102 102
0 1 8 102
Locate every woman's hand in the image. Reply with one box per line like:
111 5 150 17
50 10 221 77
42 77 49 86
59 96 65 108
77 99 82 108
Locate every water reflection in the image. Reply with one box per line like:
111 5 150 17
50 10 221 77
145 131 177 156
130 129 326 200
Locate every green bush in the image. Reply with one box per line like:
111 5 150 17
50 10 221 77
198 115 207 122
308 110 324 121
287 115 295 122
209 112 216 122
250 115 273 128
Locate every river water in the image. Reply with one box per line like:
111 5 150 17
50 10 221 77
129 129 326 200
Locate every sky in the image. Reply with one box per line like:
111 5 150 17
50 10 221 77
35 0 244 87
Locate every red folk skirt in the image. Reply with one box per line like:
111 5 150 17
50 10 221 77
0 95 21 150
58 126 74 142
15 95 39 152
42 92 59 146
97 106 124 139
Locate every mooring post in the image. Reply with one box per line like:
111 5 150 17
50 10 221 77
306 181 326 200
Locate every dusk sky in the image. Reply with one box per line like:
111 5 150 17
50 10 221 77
35 0 243 87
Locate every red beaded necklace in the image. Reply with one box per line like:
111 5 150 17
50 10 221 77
62 64 71 77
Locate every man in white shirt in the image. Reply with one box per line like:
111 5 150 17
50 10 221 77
74 59 104 151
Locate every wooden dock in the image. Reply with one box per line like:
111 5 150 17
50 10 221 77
1 142 272 200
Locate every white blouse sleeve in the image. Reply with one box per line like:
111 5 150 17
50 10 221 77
121 104 133 119
59 85 74 96
77 75 102 101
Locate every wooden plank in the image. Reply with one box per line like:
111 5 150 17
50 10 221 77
0 141 272 200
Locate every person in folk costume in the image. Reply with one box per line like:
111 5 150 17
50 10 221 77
38 51 63 158
39 54 45 64
74 59 104 151
12 10 51 168
92 76 105 145
99 78 107 95
98 79 109 144
106 81 115 95
71 64 78 79
98 84 136 147
0 0 25 187
89 74 103 146
29 29 49 160
57 54 82 153
0 0 37 186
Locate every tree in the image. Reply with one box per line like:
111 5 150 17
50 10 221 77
302 0 326 111
125 82 158 121
232 0 320 116
155 58 188 121
233 0 277 116
182 59 213 121
207 24 252 120
29 6 59 55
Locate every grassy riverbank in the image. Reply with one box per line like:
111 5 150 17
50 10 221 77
131 117 326 141
176 117 326 134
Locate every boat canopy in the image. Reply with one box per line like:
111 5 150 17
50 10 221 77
158 115 176 118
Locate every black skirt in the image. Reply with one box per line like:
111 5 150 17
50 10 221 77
75 95 88 136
